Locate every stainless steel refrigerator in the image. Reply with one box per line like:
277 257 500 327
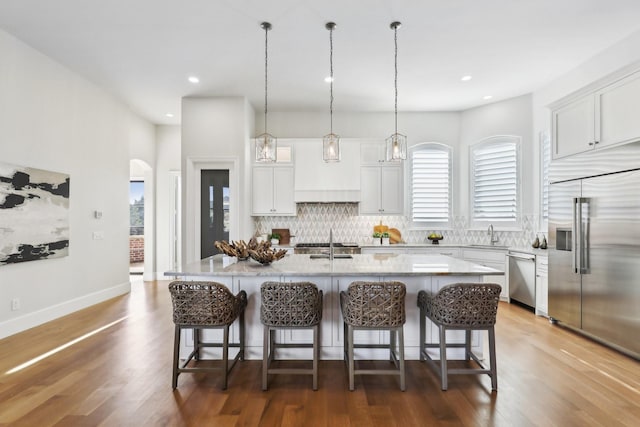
549 162 640 359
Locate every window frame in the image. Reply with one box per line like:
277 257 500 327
408 142 453 229
539 130 551 232
469 135 521 229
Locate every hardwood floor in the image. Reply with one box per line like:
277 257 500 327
1 278 638 426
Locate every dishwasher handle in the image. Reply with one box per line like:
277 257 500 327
506 253 536 262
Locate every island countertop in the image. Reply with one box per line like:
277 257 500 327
164 253 504 278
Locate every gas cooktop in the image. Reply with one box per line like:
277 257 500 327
295 242 359 248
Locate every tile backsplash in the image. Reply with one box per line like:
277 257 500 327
254 203 541 248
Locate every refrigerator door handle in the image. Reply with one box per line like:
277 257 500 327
572 197 580 273
580 197 591 274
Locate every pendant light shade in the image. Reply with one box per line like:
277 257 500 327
256 22 277 162
386 21 407 161
323 22 340 162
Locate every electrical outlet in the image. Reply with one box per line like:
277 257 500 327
11 298 20 311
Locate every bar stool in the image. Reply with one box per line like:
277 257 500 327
340 281 406 391
168 281 247 390
417 282 501 391
260 281 323 390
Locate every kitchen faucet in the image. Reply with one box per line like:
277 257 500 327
329 228 334 261
488 224 499 245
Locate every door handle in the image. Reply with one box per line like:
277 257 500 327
572 197 580 273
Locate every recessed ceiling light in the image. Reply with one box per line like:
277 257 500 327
165 113 174 118
461 75 472 82
188 76 200 84
483 95 493 100
324 76 334 83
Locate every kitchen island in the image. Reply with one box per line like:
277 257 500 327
165 253 503 360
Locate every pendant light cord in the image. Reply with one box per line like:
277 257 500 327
329 25 334 135
264 24 269 134
394 24 398 135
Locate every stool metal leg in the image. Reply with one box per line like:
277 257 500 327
398 327 406 391
439 325 448 391
262 326 269 391
465 330 472 361
312 324 319 390
222 325 230 390
172 325 181 389
348 324 355 391
419 307 426 362
489 326 498 391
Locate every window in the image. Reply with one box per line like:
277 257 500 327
470 136 520 227
410 143 452 226
540 131 551 227
129 181 144 235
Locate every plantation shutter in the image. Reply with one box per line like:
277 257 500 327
541 134 551 221
411 146 450 223
472 140 518 223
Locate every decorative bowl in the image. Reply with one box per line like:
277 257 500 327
428 236 443 245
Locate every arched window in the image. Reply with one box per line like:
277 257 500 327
410 143 452 227
470 136 520 227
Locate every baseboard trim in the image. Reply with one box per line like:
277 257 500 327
0 281 131 340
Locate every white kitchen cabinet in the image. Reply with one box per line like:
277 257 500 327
406 247 461 258
359 140 404 215
251 166 295 216
462 248 507 300
552 68 640 159
596 70 640 149
360 165 403 215
552 95 595 159
535 255 549 317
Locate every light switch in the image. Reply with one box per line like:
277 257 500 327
93 231 104 240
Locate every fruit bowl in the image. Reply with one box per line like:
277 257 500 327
427 233 443 244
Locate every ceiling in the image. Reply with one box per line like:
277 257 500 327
2 0 640 125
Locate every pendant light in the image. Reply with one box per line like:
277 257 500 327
386 21 407 161
323 22 340 162
255 22 277 162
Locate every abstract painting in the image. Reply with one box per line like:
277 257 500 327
0 161 70 266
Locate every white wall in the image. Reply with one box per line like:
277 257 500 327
0 29 154 338
155 125 181 275
180 97 254 264
459 94 534 223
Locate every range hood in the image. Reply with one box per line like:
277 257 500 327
294 139 361 203
295 189 360 203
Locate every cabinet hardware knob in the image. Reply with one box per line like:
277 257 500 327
588 142 594 146
594 140 599 144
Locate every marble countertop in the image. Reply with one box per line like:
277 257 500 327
165 253 504 278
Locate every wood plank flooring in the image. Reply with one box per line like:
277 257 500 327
1 278 638 426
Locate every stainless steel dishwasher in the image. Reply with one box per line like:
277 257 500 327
507 251 536 309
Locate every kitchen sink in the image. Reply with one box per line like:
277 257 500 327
309 254 353 259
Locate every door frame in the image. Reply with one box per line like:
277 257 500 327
185 156 240 263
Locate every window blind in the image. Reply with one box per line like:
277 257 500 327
411 145 451 223
471 140 518 223
541 134 551 221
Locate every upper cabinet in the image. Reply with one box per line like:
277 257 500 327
551 69 640 159
595 71 640 148
251 141 295 216
552 95 595 159
359 141 404 215
251 166 295 216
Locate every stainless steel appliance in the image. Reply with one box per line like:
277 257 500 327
549 160 640 359
507 251 536 309
294 242 361 256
